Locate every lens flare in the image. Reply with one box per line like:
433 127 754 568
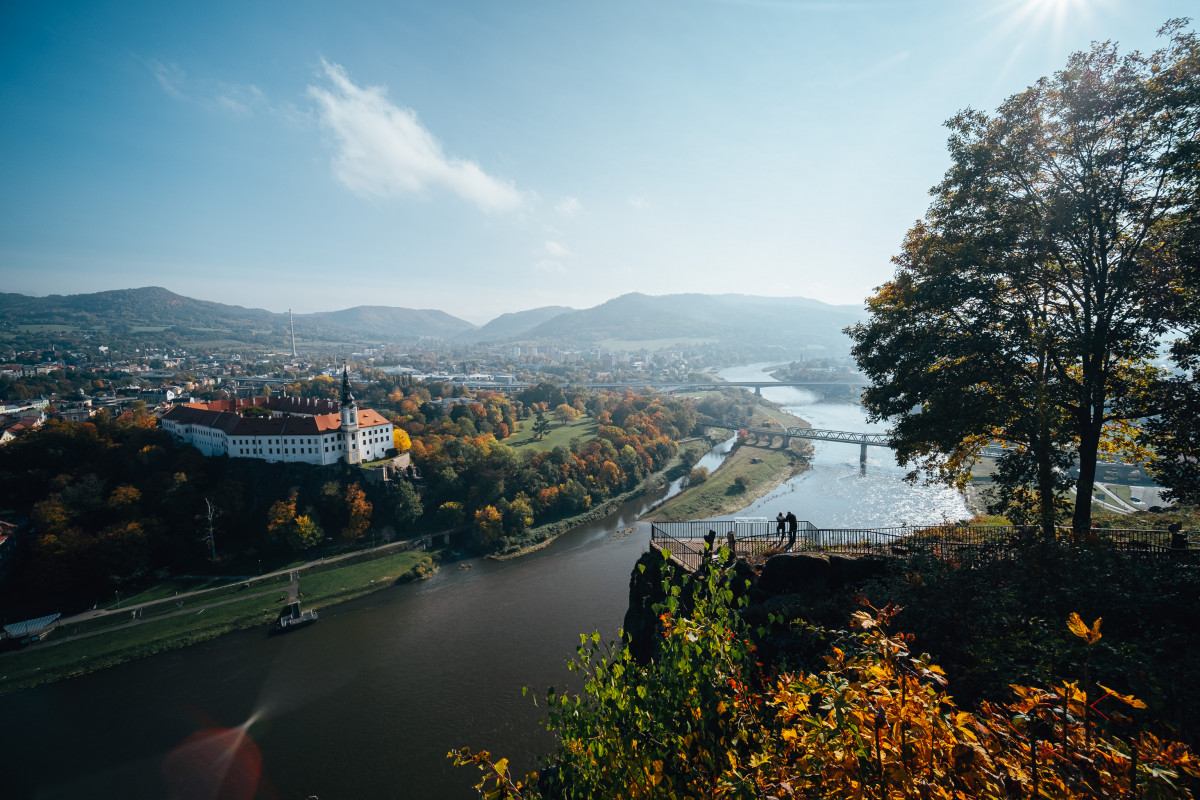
162 724 263 800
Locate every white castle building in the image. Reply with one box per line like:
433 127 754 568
162 369 393 466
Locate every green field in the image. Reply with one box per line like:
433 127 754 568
299 550 431 606
507 415 599 451
1 595 282 690
0 549 436 694
16 324 81 333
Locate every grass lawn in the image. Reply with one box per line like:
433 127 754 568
0 595 282 691
507 415 599 452
299 550 431 606
650 445 805 522
104 577 230 609
0 550 435 694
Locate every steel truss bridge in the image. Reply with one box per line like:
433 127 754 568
709 420 1008 468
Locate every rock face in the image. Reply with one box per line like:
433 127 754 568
623 550 887 663
756 553 886 597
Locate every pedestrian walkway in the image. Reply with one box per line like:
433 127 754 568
1 573 300 654
3 535 427 655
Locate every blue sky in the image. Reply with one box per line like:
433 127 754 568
0 1 1193 324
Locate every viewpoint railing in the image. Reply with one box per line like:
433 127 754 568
649 520 1194 572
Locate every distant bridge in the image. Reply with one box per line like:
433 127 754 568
709 420 887 467
710 420 1008 469
428 379 866 398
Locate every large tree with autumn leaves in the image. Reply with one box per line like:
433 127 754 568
849 22 1200 535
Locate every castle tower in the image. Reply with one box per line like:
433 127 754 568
341 363 360 464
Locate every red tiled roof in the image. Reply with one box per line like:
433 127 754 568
163 405 390 435
357 409 390 429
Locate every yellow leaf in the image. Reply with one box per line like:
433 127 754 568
1097 684 1147 709
1067 613 1102 644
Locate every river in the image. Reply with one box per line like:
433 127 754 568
0 368 966 799
717 364 969 527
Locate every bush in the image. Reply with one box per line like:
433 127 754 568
453 558 1200 798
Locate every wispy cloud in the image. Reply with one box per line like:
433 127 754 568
628 196 649 210
308 59 522 213
534 239 572 273
146 59 186 100
555 196 582 216
141 57 272 119
215 84 266 117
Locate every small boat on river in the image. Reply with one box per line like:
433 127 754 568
275 601 318 632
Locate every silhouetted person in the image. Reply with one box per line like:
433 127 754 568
775 512 786 542
785 511 798 552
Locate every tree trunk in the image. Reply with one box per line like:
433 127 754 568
1036 407 1057 539
1072 418 1103 536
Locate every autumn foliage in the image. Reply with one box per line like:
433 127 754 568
453 557 1199 799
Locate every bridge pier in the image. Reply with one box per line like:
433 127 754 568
754 386 761 396
860 443 868 470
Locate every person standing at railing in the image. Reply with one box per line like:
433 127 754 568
776 512 786 544
785 512 798 552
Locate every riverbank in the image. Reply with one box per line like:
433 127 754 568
645 392 813 522
0 548 436 695
488 437 716 561
644 444 807 522
0 435 719 692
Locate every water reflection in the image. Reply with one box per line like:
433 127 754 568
717 364 969 527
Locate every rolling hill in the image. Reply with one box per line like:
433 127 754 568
0 288 863 357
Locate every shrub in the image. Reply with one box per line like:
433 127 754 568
452 558 1199 798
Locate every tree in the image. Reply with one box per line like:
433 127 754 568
1142 331 1200 504
474 505 503 544
392 427 412 453
266 490 299 543
289 513 324 551
390 479 423 527
437 500 465 528
849 25 1199 535
553 403 579 425
532 410 552 440
341 482 372 539
503 493 534 536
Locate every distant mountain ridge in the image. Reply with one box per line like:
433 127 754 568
527 293 863 354
1 287 862 355
466 306 574 342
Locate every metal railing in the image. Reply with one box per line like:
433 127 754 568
649 521 1195 570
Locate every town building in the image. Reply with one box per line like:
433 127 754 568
161 369 393 466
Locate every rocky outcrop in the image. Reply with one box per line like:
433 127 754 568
624 550 887 664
